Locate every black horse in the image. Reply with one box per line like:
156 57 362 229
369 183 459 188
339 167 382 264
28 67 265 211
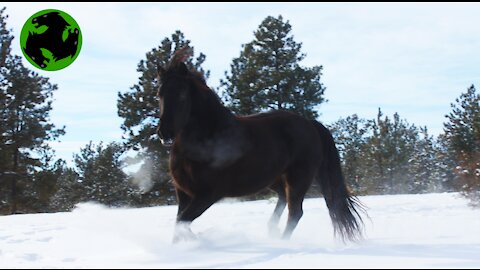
157 48 365 242
24 11 79 68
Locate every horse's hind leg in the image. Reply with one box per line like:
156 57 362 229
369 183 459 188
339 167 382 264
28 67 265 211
282 167 315 239
268 176 287 236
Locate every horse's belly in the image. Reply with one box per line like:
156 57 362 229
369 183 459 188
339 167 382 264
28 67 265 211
218 158 286 197
174 155 284 198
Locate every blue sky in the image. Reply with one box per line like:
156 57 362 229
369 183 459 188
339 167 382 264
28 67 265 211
3 2 480 164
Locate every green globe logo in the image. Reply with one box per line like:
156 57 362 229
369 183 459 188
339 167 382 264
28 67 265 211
20 9 82 71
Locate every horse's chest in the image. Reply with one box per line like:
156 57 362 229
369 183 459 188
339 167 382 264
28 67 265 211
170 144 240 191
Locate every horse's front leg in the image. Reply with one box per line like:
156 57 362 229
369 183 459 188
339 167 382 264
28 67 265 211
173 192 218 243
176 188 191 217
173 189 195 243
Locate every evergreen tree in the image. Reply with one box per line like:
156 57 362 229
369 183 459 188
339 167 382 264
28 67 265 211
21 149 65 213
117 31 209 205
48 160 81 212
409 127 443 193
331 111 449 196
436 134 457 192
0 7 64 214
0 7 12 68
72 141 133 207
220 15 326 119
363 109 419 194
443 84 480 206
329 114 368 193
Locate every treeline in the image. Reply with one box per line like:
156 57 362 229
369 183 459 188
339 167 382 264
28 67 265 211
1 8 478 215
330 109 452 195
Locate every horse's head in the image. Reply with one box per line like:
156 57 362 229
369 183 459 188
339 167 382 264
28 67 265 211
31 11 69 29
156 48 195 147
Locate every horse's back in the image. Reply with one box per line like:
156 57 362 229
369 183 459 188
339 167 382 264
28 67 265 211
238 110 321 143
238 110 323 166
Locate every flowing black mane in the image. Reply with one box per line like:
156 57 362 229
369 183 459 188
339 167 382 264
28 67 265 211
187 71 226 113
166 48 233 124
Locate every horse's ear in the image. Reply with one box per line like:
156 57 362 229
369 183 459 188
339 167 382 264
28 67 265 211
156 64 166 80
177 62 189 75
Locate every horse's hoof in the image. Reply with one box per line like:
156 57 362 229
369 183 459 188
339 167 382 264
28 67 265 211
268 226 281 238
173 231 197 243
172 222 197 243
172 231 197 244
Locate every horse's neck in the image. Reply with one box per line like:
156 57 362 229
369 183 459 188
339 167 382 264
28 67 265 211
189 100 236 136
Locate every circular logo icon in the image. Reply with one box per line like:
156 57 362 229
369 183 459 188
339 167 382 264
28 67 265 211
20 9 82 71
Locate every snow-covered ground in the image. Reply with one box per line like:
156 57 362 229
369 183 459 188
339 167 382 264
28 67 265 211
0 192 479 268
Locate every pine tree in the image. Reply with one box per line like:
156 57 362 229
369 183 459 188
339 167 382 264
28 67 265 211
48 160 80 212
436 134 457 192
409 127 443 193
72 141 133 207
117 31 209 205
364 109 391 194
329 114 369 193
0 7 12 68
220 15 326 119
26 156 66 213
49 170 80 212
0 7 64 214
443 84 480 206
331 110 449 196
363 109 419 194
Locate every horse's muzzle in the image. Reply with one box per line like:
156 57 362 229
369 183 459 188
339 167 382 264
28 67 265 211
161 138 175 147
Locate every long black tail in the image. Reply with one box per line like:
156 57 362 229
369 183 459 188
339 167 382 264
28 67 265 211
312 120 366 242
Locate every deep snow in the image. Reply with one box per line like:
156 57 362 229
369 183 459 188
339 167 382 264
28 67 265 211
1 192 479 268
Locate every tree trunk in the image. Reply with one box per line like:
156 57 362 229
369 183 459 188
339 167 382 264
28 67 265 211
11 148 18 214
